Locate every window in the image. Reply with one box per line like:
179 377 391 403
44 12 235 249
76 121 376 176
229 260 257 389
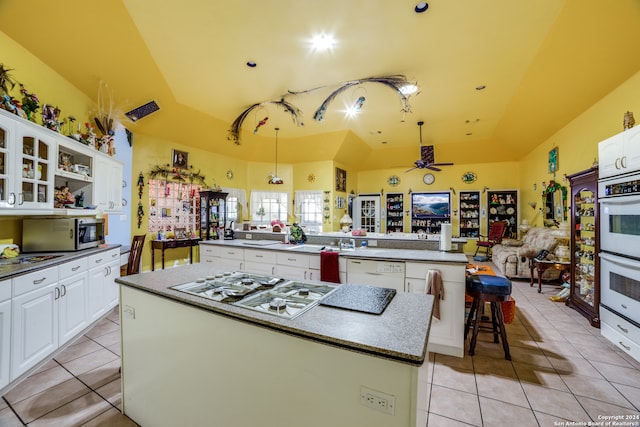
295 191 323 230
222 187 246 223
250 191 288 225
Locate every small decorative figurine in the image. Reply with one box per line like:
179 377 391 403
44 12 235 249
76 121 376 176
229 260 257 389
624 111 635 130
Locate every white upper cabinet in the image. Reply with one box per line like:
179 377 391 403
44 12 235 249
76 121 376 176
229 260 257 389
599 126 640 179
94 155 123 213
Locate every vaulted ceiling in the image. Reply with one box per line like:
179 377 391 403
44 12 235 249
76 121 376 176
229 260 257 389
2 1 640 170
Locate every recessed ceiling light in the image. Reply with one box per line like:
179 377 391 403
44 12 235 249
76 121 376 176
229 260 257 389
311 33 336 50
414 2 429 13
400 84 419 95
246 61 257 68
475 85 486 91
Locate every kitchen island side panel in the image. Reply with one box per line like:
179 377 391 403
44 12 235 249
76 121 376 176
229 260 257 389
120 286 428 427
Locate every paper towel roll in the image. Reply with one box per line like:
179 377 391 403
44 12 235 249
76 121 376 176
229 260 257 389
439 223 452 251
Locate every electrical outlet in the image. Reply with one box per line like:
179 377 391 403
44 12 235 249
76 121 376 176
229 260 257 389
360 386 395 415
246 234 252 239
368 240 378 247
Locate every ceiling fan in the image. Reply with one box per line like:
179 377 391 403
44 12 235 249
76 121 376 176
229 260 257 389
406 121 454 172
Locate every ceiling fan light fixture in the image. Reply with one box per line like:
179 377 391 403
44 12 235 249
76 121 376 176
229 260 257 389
414 2 429 13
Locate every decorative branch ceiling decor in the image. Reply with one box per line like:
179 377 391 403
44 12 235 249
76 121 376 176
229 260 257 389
227 74 417 145
227 99 304 145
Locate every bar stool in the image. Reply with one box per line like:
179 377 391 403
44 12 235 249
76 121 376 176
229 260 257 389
464 274 512 360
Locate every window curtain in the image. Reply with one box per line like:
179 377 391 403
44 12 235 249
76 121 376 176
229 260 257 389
250 190 288 225
222 187 246 222
294 190 323 232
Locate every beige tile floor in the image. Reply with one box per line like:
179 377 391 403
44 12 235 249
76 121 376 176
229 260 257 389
1 263 640 426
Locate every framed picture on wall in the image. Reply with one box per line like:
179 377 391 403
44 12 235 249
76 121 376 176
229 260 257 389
335 167 347 192
174 227 187 239
548 147 558 173
172 149 189 169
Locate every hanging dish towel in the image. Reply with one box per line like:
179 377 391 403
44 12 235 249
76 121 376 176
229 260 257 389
320 251 340 283
426 269 445 320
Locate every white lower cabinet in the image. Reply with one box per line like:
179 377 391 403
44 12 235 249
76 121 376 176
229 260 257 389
88 249 120 322
405 262 466 357
58 258 89 346
11 267 59 380
243 249 277 275
276 252 312 280
0 280 12 389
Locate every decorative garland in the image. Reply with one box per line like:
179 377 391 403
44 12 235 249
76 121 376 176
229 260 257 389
542 179 568 219
148 164 207 185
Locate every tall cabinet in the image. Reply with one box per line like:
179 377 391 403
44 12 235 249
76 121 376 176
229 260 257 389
567 167 600 327
385 193 404 233
487 190 518 238
459 191 480 238
199 190 227 240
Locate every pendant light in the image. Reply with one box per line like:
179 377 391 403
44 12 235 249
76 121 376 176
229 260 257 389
268 127 283 185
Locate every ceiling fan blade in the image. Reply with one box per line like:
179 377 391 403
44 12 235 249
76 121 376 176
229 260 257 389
405 166 418 172
426 165 441 172
431 162 454 167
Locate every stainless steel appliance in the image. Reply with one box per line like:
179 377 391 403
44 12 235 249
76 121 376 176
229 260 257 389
598 170 640 361
22 218 105 252
171 272 337 319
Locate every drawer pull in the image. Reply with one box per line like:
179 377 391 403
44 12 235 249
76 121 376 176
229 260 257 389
621 304 628 310
112 252 118 258
33 277 46 285
287 258 296 262
95 258 103 264
256 255 263 258
617 324 629 334
72 266 81 271
619 341 631 351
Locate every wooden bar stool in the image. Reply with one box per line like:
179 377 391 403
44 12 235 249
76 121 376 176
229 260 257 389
464 274 512 360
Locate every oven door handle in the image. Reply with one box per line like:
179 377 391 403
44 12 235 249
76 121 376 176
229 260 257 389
600 194 640 205
600 252 640 269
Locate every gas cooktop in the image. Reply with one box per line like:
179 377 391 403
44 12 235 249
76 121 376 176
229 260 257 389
171 272 338 320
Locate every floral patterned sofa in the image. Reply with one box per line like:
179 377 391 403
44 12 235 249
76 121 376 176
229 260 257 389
491 227 562 279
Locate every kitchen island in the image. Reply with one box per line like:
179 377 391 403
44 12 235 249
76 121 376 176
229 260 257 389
116 263 434 427
201 238 468 357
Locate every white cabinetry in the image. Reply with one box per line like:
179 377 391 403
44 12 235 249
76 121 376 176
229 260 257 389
58 258 89 346
11 266 59 379
599 126 640 179
0 110 55 211
244 249 277 275
55 139 94 209
94 155 123 213
0 280 11 389
88 249 121 321
346 259 405 292
405 262 465 357
276 252 313 280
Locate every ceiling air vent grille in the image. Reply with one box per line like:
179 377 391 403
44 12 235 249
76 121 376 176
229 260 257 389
125 101 159 122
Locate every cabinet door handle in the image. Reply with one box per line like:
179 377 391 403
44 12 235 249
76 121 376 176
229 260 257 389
72 265 81 271
33 277 46 285
621 155 627 169
61 285 67 297
18 192 24 205
617 324 629 334
55 287 60 300
8 192 16 205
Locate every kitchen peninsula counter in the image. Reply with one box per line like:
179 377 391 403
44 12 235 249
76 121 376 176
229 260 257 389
116 264 434 427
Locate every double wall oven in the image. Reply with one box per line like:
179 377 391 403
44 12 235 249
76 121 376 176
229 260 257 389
598 172 640 361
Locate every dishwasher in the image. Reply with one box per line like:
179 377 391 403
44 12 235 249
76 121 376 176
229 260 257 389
346 259 405 292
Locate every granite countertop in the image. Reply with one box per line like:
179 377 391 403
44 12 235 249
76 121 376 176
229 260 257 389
0 244 122 280
200 239 468 264
116 263 434 366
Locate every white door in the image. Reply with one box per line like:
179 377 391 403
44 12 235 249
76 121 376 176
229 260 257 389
353 195 381 233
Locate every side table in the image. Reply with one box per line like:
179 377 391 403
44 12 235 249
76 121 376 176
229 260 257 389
151 238 201 271
530 259 571 293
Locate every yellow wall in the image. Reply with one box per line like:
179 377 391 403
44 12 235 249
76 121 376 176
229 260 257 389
4 28 640 263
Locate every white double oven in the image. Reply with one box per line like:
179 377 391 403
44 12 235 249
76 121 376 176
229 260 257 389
598 171 640 361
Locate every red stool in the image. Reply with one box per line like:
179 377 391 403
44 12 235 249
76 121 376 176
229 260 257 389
464 274 512 360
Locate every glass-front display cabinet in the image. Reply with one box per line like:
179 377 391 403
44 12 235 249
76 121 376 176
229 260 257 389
385 192 404 233
567 167 600 327
487 190 518 238
199 190 227 240
459 190 480 238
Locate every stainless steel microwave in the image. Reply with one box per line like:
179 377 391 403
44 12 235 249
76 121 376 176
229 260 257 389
22 218 105 252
